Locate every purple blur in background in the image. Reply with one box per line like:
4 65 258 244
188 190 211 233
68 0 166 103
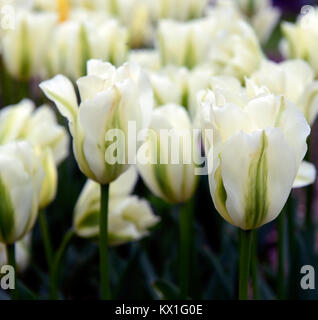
274 0 318 14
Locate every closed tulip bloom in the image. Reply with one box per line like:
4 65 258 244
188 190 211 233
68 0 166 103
200 89 310 230
137 104 198 204
0 233 31 273
251 59 318 125
2 9 56 80
157 19 211 69
0 99 69 165
149 66 213 117
47 19 128 80
0 141 44 244
40 59 154 184
156 0 208 21
217 0 280 44
74 167 160 245
281 7 318 76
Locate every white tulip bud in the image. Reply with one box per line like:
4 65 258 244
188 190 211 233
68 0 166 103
137 104 198 204
0 142 44 243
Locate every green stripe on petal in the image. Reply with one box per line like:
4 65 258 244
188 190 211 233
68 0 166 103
0 176 15 243
244 130 269 229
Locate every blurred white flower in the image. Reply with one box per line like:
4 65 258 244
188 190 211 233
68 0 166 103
281 7 318 77
0 141 44 243
74 166 160 245
0 233 31 273
251 59 318 125
2 9 56 80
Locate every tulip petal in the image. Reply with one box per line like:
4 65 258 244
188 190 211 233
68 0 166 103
293 161 316 188
39 75 78 133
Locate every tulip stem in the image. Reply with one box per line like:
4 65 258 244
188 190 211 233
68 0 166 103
239 229 254 300
277 212 285 299
99 183 111 300
178 199 194 299
39 209 54 271
50 228 74 300
6 243 18 300
251 231 259 299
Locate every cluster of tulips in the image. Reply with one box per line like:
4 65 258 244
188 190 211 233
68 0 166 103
0 0 317 300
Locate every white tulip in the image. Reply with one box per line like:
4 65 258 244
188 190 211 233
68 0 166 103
0 141 44 243
2 9 56 80
128 49 161 71
47 18 128 80
281 7 318 76
293 161 316 189
251 59 318 125
200 87 310 230
157 18 211 69
0 99 69 165
40 59 154 184
208 20 263 80
74 166 160 245
149 65 213 118
155 0 208 21
137 104 198 204
0 233 31 273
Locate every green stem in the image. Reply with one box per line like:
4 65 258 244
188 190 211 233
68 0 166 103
305 135 313 230
39 209 54 271
178 199 194 299
99 183 111 300
50 229 75 300
239 229 254 300
287 196 297 299
277 212 284 299
251 231 259 300
6 243 18 300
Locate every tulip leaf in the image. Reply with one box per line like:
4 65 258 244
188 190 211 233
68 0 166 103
153 279 180 300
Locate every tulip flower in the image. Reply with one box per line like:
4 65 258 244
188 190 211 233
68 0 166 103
281 7 318 76
0 233 31 273
149 65 213 117
74 166 160 245
157 19 211 69
47 18 128 80
208 20 263 80
156 0 208 21
128 49 161 71
216 0 280 44
2 9 56 80
137 104 198 298
0 141 44 244
251 59 318 125
0 99 69 166
200 86 310 299
40 59 153 299
137 104 198 204
0 141 43 299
